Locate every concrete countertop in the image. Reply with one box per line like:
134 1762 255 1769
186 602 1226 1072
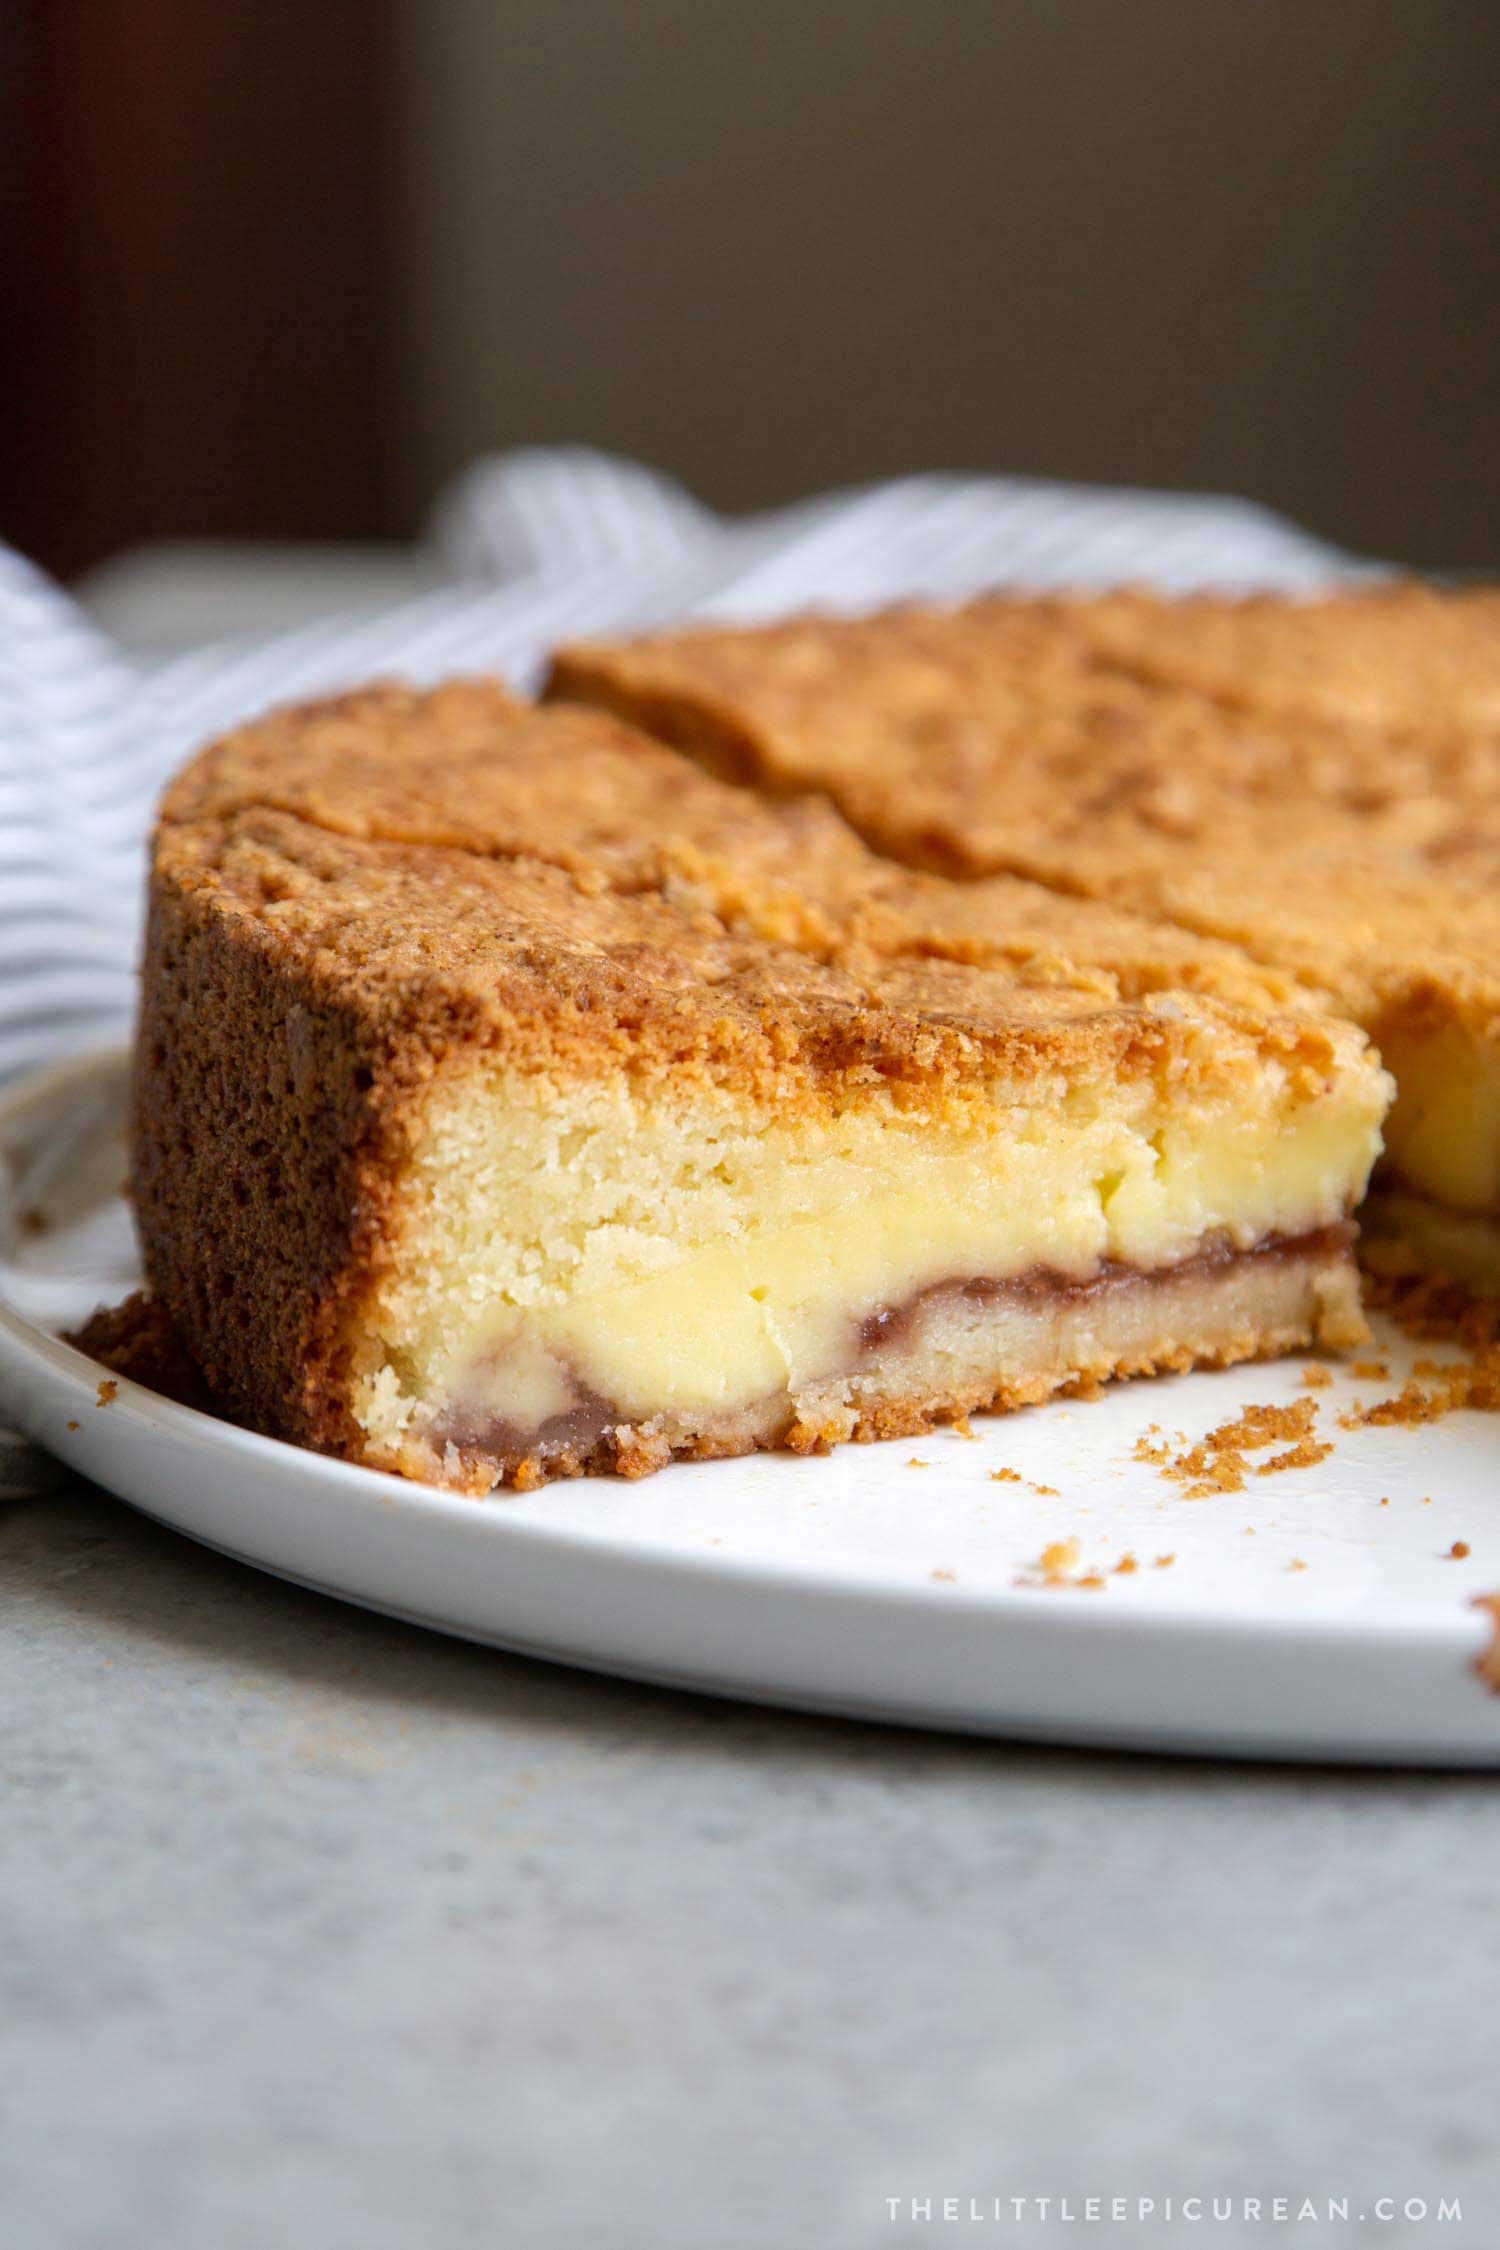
6 1478 1498 2249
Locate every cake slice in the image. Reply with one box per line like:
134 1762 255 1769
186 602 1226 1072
548 593 1500 1290
134 680 1388 1490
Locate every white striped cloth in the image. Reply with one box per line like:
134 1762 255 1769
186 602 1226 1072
0 449 1369 1491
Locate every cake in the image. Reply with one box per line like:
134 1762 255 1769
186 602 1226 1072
547 587 1500 1292
1059 581 1500 731
132 680 1388 1490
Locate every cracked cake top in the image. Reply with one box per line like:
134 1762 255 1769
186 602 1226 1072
153 677 1370 1116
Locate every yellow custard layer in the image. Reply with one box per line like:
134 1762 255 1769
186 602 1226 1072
1377 1021 1500 1218
355 1055 1387 1443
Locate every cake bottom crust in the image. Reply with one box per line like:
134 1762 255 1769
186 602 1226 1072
1360 1190 1500 1298
369 1226 1365 1493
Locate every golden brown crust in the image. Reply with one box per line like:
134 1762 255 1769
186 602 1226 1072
136 678 1375 1466
547 595 1500 1041
136 835 411 1452
151 678 1355 1097
1057 581 1500 731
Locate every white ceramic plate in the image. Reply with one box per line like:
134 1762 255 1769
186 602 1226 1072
2 1048 1498 1762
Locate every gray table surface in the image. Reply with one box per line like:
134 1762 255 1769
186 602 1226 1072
7 1478 1500 2250
4 556 1497 2250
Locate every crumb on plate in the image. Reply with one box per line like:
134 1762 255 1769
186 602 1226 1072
1139 1397 1330 1499
1347 1274 1500 1429
1014 1534 1105 1591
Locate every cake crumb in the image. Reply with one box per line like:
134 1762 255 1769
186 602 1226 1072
1014 1534 1106 1591
1346 1274 1500 1430
1154 1552 1176 1569
1113 1552 1138 1575
1030 1481 1059 1497
1450 1541 1471 1560
95 1379 118 1408
1140 1397 1328 1499
1288 1557 1308 1573
65 1419 79 1432
906 1456 930 1469
1257 1436 1335 1476
989 1466 1022 1484
1300 1365 1333 1388
65 1293 218 1413
1351 1360 1390 1381
931 1566 956 1582
948 1415 975 1440
1379 1496 1390 1507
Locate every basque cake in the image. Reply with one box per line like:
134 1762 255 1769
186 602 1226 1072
548 587 1500 1291
133 681 1387 1490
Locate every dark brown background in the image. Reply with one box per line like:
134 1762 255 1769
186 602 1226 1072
5 0 1499 580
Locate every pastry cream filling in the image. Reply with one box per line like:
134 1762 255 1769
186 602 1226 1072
354 1054 1386 1441
1376 1022 1500 1217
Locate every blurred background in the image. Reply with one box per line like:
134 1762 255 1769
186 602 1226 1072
4 0 1499 587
